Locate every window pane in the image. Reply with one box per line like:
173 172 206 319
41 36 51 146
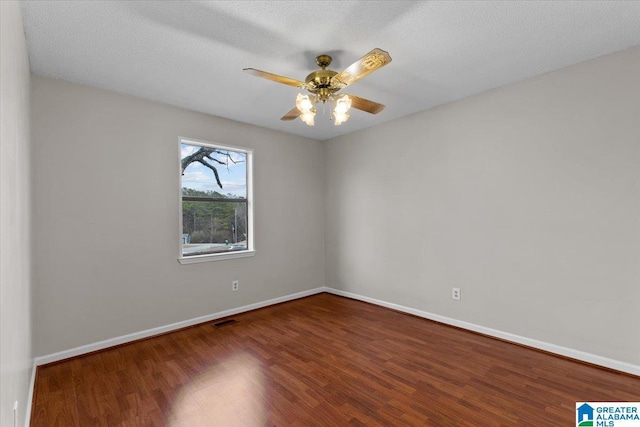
180 140 251 259
182 201 248 256
181 144 247 197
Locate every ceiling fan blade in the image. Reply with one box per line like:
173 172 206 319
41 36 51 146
332 48 392 87
243 68 306 88
281 107 301 121
346 94 386 114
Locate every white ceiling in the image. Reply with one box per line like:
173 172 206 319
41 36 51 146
19 1 640 141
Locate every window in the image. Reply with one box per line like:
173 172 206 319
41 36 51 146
178 138 254 263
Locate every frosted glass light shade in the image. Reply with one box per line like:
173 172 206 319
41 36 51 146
333 111 349 126
333 94 352 114
296 93 315 112
300 111 316 126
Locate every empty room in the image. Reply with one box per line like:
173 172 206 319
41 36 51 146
2 1 640 426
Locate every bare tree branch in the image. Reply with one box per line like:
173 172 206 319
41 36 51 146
181 147 246 189
206 154 227 166
197 159 223 188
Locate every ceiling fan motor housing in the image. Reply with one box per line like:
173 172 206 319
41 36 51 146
305 68 340 102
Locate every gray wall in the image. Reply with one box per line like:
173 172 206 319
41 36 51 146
32 76 325 356
29 44 640 369
324 47 640 366
0 2 33 426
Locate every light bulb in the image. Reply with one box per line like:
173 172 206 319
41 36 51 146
333 111 349 126
300 111 315 126
296 93 315 112
333 94 352 115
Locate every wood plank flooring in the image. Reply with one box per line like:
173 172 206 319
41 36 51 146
31 293 640 426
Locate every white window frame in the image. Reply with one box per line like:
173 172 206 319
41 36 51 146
178 137 255 264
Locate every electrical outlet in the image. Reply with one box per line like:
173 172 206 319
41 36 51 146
452 288 461 301
232 280 239 291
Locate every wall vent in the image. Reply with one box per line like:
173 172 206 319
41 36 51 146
213 319 237 328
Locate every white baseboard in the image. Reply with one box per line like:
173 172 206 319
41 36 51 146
24 360 37 427
325 287 640 377
34 287 327 366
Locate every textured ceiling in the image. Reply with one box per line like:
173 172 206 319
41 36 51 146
19 1 640 141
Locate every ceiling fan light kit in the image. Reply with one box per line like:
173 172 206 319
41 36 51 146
244 48 392 127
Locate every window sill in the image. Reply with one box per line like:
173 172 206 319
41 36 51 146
178 250 256 264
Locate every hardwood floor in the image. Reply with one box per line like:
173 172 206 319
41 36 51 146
31 293 640 426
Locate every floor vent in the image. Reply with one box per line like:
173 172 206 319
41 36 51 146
213 319 237 328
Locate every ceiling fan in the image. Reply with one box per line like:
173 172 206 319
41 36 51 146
244 48 392 126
